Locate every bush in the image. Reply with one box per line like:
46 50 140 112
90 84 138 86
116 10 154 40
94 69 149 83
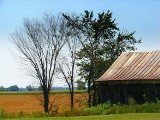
60 99 160 116
0 108 5 119
141 101 160 113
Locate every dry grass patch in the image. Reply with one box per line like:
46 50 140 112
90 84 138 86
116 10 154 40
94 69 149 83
0 93 87 114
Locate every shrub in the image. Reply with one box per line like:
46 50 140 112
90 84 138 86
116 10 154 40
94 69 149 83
0 108 5 119
141 101 160 113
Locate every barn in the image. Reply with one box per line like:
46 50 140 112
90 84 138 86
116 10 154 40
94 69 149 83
97 51 160 104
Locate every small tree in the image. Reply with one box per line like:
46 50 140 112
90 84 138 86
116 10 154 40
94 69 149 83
58 18 80 110
58 38 78 110
11 13 68 113
8 85 19 91
26 85 34 91
0 86 6 91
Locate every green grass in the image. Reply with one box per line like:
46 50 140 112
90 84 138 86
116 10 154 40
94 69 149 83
4 113 160 120
0 90 87 95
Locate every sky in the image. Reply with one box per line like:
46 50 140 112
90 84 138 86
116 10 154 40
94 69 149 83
0 0 160 88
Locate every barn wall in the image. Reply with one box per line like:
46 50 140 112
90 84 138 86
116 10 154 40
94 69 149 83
99 83 160 104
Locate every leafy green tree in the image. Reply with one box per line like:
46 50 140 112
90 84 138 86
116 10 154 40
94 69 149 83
38 86 43 91
64 10 141 106
8 85 19 91
26 85 34 91
0 86 6 91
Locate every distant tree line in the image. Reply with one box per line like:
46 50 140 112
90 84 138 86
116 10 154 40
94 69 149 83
0 85 19 91
0 85 85 92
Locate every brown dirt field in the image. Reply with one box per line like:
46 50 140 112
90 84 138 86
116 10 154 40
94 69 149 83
0 94 87 114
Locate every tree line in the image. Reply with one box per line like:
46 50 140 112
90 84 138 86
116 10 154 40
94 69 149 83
0 84 85 91
11 10 141 113
0 85 19 91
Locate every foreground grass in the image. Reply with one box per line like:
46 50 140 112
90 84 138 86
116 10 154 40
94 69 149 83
4 113 160 120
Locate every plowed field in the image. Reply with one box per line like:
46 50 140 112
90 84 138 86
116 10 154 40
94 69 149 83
0 94 87 114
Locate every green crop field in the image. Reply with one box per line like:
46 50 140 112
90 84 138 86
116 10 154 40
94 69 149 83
0 90 87 95
4 113 160 120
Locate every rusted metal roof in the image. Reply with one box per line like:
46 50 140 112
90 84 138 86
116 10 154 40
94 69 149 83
97 51 160 82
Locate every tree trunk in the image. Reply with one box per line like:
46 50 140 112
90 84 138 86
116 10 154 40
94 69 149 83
88 57 95 107
69 83 74 110
43 90 49 113
88 71 91 107
71 89 74 110
71 59 74 110
92 81 96 106
88 87 91 107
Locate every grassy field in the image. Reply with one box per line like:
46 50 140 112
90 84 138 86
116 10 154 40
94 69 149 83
4 113 160 120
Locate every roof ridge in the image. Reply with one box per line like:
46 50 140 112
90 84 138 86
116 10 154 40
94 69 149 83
123 50 160 54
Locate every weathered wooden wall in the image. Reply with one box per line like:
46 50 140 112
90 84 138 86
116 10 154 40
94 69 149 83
100 82 160 104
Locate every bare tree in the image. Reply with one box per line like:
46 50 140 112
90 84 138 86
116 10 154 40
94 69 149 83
11 13 68 113
58 33 79 110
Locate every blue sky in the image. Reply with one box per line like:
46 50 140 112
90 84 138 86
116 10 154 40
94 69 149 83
0 0 160 87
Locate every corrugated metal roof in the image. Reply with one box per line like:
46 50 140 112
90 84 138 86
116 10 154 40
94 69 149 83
97 51 160 82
